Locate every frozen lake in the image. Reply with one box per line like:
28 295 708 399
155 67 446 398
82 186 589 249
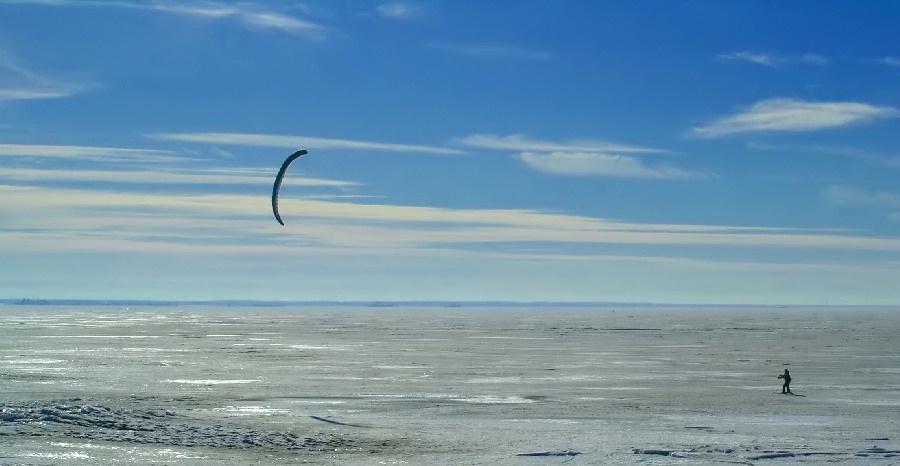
1 306 898 464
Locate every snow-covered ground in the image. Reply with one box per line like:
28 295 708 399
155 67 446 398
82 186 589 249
1 306 898 464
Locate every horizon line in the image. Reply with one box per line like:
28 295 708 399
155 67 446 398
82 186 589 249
2 298 894 309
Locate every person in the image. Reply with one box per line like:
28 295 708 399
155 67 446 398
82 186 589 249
778 369 792 394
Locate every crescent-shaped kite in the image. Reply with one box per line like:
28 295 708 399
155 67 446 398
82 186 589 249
271 149 308 225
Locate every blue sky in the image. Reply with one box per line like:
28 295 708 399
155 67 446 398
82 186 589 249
2 1 899 304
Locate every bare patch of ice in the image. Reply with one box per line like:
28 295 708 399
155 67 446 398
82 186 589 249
213 406 291 415
164 379 260 384
460 395 536 404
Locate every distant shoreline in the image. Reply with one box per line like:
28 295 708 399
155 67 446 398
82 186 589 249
1 299 895 310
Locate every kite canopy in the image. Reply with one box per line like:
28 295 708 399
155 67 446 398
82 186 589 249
271 149 308 225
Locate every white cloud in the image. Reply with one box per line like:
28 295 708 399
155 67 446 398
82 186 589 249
162 2 322 37
720 52 900 69
0 143 183 163
430 43 552 60
377 2 420 19
0 143 359 189
460 134 694 179
0 88 77 100
157 4 233 18
0 166 357 188
4 180 900 303
459 134 666 154
719 51 780 66
691 98 898 137
238 11 324 37
1 0 326 38
515 152 703 179
5 184 900 254
718 51 828 66
0 49 93 101
151 132 463 155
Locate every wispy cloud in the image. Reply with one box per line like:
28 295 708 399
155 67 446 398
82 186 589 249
0 143 359 188
151 132 463 155
691 98 898 138
0 88 81 100
0 49 93 101
460 134 700 179
459 134 666 154
719 51 780 66
235 11 324 37
1 0 326 38
430 43 552 60
718 51 828 66
376 2 422 19
721 51 900 69
0 166 357 188
6 184 900 254
515 152 703 179
0 143 183 163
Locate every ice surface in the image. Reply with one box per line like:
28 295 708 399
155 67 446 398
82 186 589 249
1 306 898 464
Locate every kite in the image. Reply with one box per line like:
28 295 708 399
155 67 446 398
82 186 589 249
271 149 308 225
